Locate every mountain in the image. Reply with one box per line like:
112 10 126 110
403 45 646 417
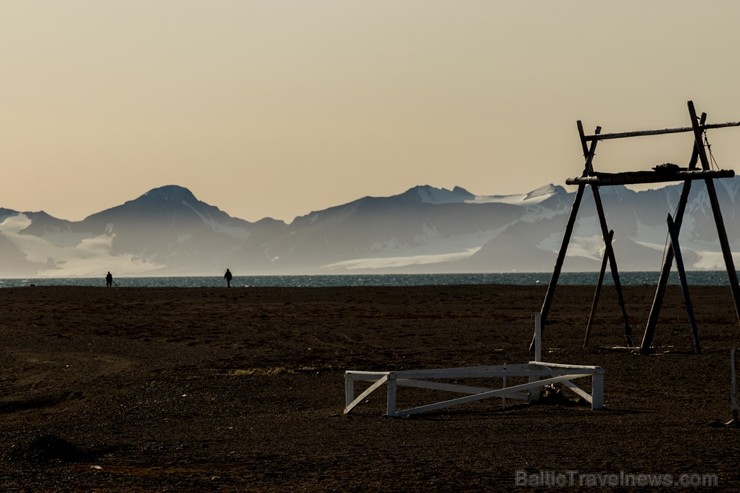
1 181 740 277
78 185 265 274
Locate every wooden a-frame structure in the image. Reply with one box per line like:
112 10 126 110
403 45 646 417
534 101 740 354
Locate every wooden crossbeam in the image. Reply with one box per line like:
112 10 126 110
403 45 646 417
583 120 740 141
566 169 734 186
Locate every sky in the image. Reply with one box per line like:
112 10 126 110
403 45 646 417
3 1 740 223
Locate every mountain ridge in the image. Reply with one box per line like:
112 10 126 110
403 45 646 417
2 181 740 277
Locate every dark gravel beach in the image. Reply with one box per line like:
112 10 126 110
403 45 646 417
1 285 739 491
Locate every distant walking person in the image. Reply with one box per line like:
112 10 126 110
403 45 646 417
224 268 233 288
106 271 113 287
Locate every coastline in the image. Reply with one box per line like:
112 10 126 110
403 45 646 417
1 285 738 491
0 269 736 288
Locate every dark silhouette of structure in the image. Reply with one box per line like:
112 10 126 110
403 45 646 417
224 268 233 288
533 100 740 354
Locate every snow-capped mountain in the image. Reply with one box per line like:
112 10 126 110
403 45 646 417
2 181 740 277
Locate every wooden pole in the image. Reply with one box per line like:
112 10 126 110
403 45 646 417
531 125 601 351
584 230 613 348
667 214 700 353
731 348 738 423
581 119 633 345
688 100 740 326
701 178 740 324
640 112 705 353
640 181 693 353
501 363 507 409
532 185 584 352
530 314 542 403
579 120 634 344
578 121 598 174
534 313 542 363
591 185 633 346
386 373 397 416
537 185 585 326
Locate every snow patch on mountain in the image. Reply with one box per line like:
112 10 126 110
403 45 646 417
0 215 53 266
323 247 481 271
566 235 605 262
0 213 163 277
468 184 564 206
407 184 565 206
692 250 740 270
536 232 612 264
1 213 32 234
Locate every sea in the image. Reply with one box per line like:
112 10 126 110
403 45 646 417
0 271 735 288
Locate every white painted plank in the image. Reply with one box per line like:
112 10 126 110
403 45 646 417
386 376 397 416
344 374 354 407
395 379 530 401
345 370 392 377
732 348 738 415
396 379 494 394
591 372 604 410
394 374 592 417
535 313 542 363
343 374 389 415
530 361 602 371
559 378 593 404
395 366 544 380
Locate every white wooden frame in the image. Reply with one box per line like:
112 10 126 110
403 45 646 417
343 362 604 417
343 314 605 417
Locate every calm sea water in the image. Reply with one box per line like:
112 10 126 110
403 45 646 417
0 271 734 288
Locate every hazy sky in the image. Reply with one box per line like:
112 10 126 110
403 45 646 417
3 1 740 223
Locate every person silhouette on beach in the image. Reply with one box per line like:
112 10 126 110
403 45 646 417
106 271 113 287
224 268 233 288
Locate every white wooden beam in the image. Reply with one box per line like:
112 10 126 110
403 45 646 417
343 374 389 415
